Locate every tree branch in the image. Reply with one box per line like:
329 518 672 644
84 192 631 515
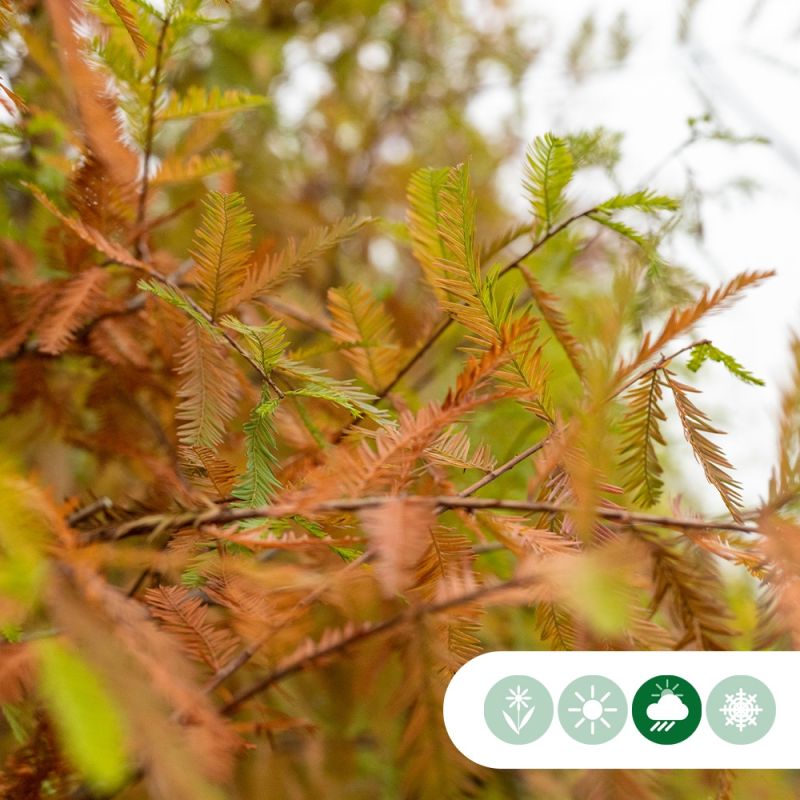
220 572 540 715
612 338 710 399
203 551 371 693
81 493 758 543
372 207 600 402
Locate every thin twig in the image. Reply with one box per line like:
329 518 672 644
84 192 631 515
373 207 600 403
259 296 333 334
459 439 548 498
327 206 602 444
203 551 371 693
612 339 710 399
220 572 538 715
66 497 113 525
375 315 450 401
134 14 170 260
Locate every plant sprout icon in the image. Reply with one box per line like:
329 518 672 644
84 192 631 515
566 683 619 736
646 678 689 733
503 684 535 735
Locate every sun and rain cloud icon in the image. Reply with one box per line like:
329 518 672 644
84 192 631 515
632 674 702 744
646 678 689 733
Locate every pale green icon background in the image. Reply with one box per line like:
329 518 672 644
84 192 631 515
558 675 628 744
484 675 553 744
706 675 776 744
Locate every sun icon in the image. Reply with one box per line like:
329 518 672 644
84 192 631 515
566 683 620 736
652 678 682 700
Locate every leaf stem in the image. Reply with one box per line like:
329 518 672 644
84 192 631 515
134 14 170 260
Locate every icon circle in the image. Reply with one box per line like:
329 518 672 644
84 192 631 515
706 675 776 744
558 675 628 744
632 675 701 744
483 675 553 744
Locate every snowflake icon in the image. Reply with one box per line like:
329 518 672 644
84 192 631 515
720 688 763 733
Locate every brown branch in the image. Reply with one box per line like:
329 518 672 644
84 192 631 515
201 437 548 693
326 206 602 444
459 439 548 498
259 296 333 334
612 338 711 400
373 207 600 402
375 315 450 401
220 572 539 715
203 551 371 693
82 494 758 544
66 496 113 525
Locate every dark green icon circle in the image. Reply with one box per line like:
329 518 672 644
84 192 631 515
558 675 628 744
706 675 776 744
632 675 701 744
483 675 553 744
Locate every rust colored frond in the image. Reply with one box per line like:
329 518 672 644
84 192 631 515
327 283 404 389
291 392 490 506
425 427 495 472
191 446 238 497
175 324 240 449
190 191 254 320
237 215 370 302
65 151 134 234
88 315 150 368
488 515 579 559
444 324 525 409
108 0 147 56
664 370 743 521
44 0 138 185
759 514 800 646
145 585 240 672
36 267 108 354
0 644 35 703
26 184 143 268
519 264 584 377
535 602 577 650
646 532 735 650
617 270 774 381
277 621 375 675
770 334 800 506
0 78 26 114
0 286 53 358
495 314 551 419
51 568 239 790
619 370 667 507
359 497 437 596
573 769 663 800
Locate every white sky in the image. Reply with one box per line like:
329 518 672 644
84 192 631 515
467 0 800 512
